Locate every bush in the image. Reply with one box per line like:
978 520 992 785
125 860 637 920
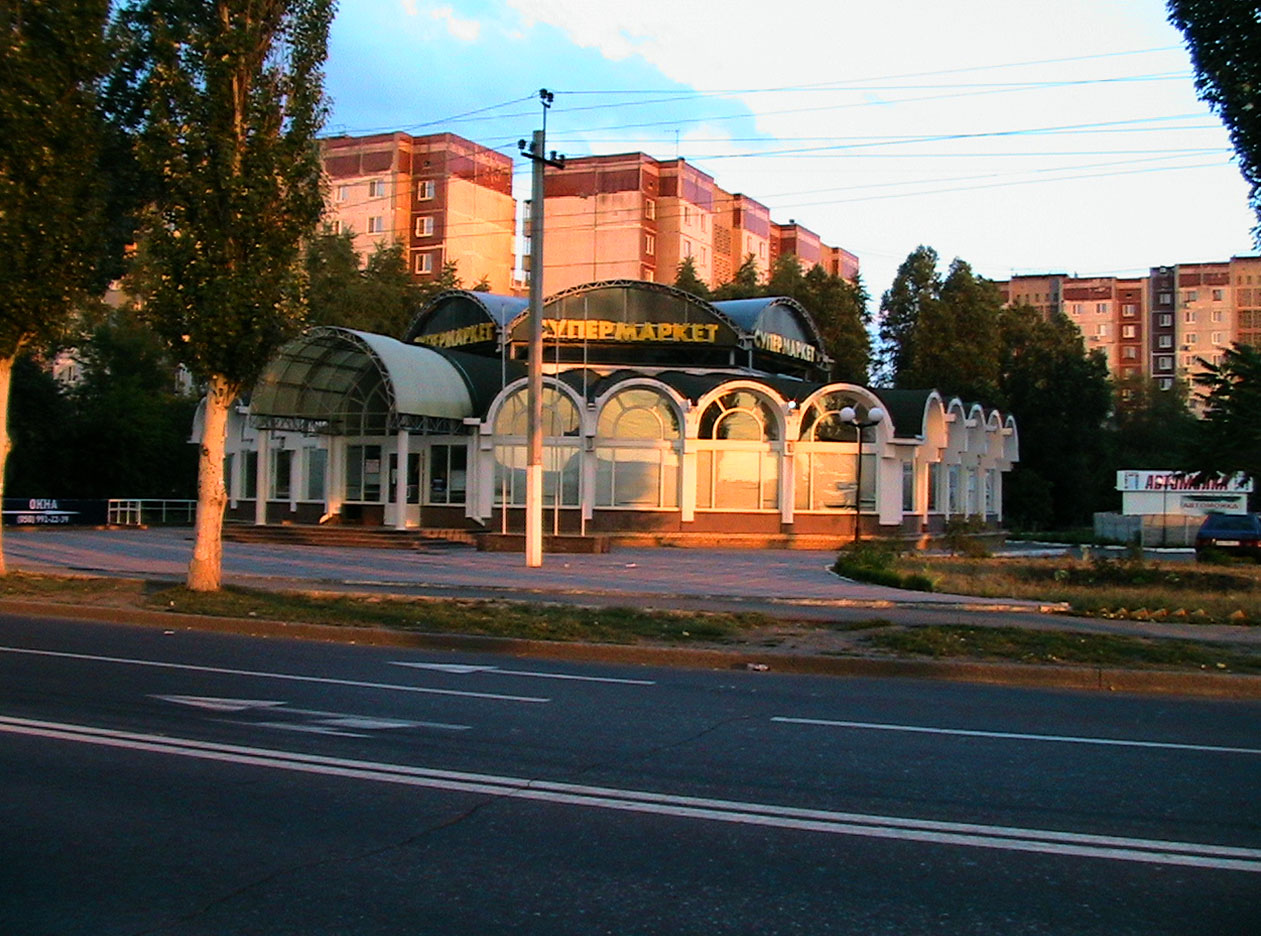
941 517 991 557
832 541 935 593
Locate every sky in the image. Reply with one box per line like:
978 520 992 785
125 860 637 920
322 0 1257 307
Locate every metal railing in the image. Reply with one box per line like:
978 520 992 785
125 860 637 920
107 499 197 527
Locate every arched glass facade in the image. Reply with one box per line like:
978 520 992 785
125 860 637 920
492 385 581 507
696 389 780 511
594 387 681 509
795 392 876 512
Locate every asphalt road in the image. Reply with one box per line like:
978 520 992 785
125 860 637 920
2 613 1258 935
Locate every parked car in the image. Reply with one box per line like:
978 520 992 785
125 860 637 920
1194 512 1261 562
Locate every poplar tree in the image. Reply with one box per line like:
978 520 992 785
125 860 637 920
1167 0 1261 243
115 0 335 590
0 0 116 573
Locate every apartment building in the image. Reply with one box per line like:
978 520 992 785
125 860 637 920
996 255 1260 390
321 132 516 294
541 152 856 295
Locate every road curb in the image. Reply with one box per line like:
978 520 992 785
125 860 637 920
5 598 1259 700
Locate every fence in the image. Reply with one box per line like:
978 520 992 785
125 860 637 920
107 499 197 527
1093 512 1203 548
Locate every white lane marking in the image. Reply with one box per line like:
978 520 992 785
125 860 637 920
0 646 548 704
390 661 655 685
152 696 471 732
3 715 1259 873
772 717 1261 756
152 695 287 713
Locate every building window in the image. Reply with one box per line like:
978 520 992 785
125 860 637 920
367 216 385 234
1212 309 1224 322
1096 323 1109 337
388 452 421 504
269 449 292 501
329 219 341 235
1159 378 1173 390
415 215 434 237
414 253 433 274
427 443 467 505
1158 292 1172 305
1122 303 1136 316
901 461 915 513
1185 310 1197 323
1185 333 1198 344
683 238 692 258
368 179 386 198
1159 313 1172 327
1096 302 1108 314
697 390 780 512
1158 335 1172 348
345 445 382 502
1212 289 1224 301
1071 303 1082 315
644 198 655 220
417 179 435 200
1157 355 1173 370
304 448 326 502
594 388 681 509
683 206 692 224
336 184 349 202
1122 345 1137 359
1122 324 1136 338
642 266 655 282
700 214 708 233
1212 331 1223 345
1184 290 1199 303
645 234 655 256
493 387 581 508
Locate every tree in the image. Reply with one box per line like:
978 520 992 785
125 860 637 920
878 245 940 386
673 256 711 299
68 309 198 498
712 253 762 300
116 0 335 590
1167 1 1261 243
1188 343 1261 494
997 305 1112 528
905 258 1002 404
802 265 871 383
1107 373 1198 471
306 231 422 337
0 1 118 573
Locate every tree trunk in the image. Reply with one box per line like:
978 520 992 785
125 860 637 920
0 355 12 576
187 373 236 591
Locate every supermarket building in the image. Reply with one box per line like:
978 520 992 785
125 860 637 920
214 281 1018 545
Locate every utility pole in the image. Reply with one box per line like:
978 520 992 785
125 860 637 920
518 90 565 567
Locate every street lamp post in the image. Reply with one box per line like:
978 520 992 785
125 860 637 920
838 405 885 543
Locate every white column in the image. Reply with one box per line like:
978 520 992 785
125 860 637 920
394 429 409 530
779 442 795 527
325 436 343 519
254 430 270 526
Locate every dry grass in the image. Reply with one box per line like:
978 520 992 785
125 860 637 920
888 555 1260 625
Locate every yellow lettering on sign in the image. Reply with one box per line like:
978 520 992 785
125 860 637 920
415 321 496 348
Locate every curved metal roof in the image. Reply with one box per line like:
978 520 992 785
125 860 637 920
251 327 475 433
712 296 828 354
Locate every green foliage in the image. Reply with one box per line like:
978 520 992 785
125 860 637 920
1108 373 1198 471
941 517 991 557
115 0 336 391
997 305 1112 528
5 317 197 499
712 253 762 300
878 245 940 386
1168 1 1261 243
1188 343 1261 498
832 541 935 592
673 256 712 299
0 0 119 358
305 231 423 337
905 258 1002 403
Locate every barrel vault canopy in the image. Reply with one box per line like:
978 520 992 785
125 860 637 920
250 327 475 434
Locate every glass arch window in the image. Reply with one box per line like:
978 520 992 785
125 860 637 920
492 385 581 507
794 392 876 512
696 388 779 511
595 387 680 509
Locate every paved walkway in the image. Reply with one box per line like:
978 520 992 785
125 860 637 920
4 528 1258 645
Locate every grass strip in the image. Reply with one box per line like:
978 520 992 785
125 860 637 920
148 584 776 645
864 625 1261 673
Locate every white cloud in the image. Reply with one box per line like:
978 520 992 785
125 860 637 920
429 5 482 41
